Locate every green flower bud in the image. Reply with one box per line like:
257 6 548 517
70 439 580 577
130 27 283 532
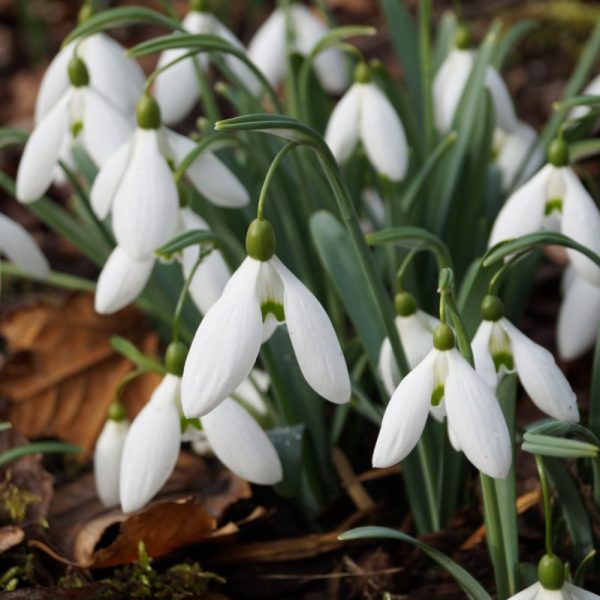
547 138 569 167
481 294 504 322
395 291 418 317
68 56 90 88
77 3 95 24
190 0 208 11
246 218 276 262
136 94 162 130
354 62 371 84
454 25 472 50
537 554 565 591
433 323 455 351
165 341 188 376
108 400 127 422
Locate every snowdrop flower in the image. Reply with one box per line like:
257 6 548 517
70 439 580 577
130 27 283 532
378 292 439 396
90 94 248 261
325 64 409 182
557 267 600 361
155 0 258 124
94 207 229 315
94 401 129 508
248 3 348 94
373 323 512 479
182 218 351 418
16 56 132 203
0 213 49 278
509 554 600 600
489 138 600 286
472 295 579 422
433 28 518 133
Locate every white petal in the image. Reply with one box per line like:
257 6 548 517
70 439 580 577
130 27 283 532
232 370 270 415
16 93 70 203
445 349 512 478
485 65 519 133
202 398 282 484
561 167 600 285
398 311 437 369
324 83 361 164
503 319 579 422
447 422 461 452
563 582 600 600
90 138 133 219
119 375 181 513
261 313 280 342
508 582 542 600
181 257 263 417
273 256 351 404
360 83 409 181
81 33 145 114
247 9 286 87
489 164 553 248
378 335 399 397
471 320 499 389
372 350 436 468
558 271 600 360
34 43 73 123
495 121 542 190
81 88 133 168
112 129 179 260
94 246 154 315
0 213 49 277
94 419 129 507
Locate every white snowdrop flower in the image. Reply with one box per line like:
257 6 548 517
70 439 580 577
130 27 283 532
155 1 258 124
378 292 439 396
373 323 512 479
558 267 600 361
35 33 144 123
248 3 348 95
325 64 409 182
16 56 132 204
509 554 600 600
182 218 351 418
94 403 129 508
570 72 600 121
119 374 182 513
489 139 600 286
433 36 518 133
472 295 579 423
0 213 49 278
493 120 544 190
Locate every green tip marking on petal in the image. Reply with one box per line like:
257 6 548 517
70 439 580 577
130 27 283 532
261 301 285 323
71 121 83 138
431 385 444 407
492 352 514 373
544 198 563 216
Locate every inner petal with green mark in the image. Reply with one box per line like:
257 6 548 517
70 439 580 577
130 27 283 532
489 322 514 374
71 121 83 138
544 197 562 216
430 351 449 407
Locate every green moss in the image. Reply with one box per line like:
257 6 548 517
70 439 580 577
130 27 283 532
0 477 40 524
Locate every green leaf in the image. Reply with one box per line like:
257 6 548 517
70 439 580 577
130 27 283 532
63 7 184 45
570 138 600 162
155 229 222 259
457 258 498 338
110 336 167 374
590 322 600 440
340 526 492 600
493 20 538 69
0 127 27 150
0 442 80 467
268 425 305 497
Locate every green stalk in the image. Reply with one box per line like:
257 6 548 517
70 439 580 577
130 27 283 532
1 263 96 292
418 0 435 151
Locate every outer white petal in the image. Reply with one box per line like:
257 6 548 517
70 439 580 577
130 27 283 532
179 208 230 314
81 88 133 168
563 582 600 600
81 34 145 114
181 257 263 418
0 214 49 277
202 398 282 484
445 349 512 478
558 272 600 360
90 138 133 219
324 84 361 164
94 419 129 507
261 313 280 342
378 335 399 397
34 43 73 123
248 9 286 87
495 121 542 190
360 83 409 181
485 65 519 133
119 375 181 513
561 167 600 285
273 257 351 404
233 370 269 416
112 129 179 260
447 421 461 451
16 93 70 203
471 320 498 389
489 164 553 248
508 582 542 600
399 311 437 369
372 350 436 468
95 246 154 315
503 319 579 422
433 49 474 132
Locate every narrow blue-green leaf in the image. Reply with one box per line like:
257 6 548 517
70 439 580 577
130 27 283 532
570 138 600 162
0 127 27 149
457 258 498 338
340 526 492 600
0 442 80 467
493 20 537 69
63 7 184 45
590 322 600 440
110 336 167 374
155 229 222 258
1 262 96 292
268 425 305 497
433 10 457 70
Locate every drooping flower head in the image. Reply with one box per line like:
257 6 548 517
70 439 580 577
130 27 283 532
182 218 351 418
0 213 50 279
325 63 409 182
373 323 512 479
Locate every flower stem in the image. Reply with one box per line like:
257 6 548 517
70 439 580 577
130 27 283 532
535 454 554 556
